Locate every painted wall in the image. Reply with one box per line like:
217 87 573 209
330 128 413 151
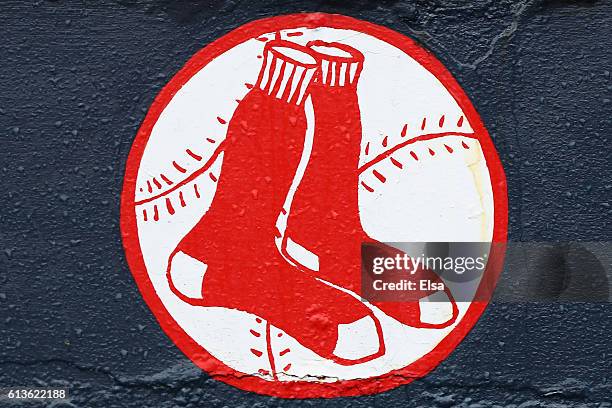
1 0 610 406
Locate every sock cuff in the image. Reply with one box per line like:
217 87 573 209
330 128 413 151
307 41 364 87
255 40 319 105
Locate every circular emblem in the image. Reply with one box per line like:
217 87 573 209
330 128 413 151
121 13 507 398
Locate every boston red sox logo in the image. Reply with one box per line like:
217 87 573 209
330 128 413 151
121 13 507 398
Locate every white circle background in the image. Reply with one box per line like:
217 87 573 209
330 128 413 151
134 26 495 381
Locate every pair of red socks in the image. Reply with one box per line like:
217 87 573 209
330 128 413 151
167 40 457 365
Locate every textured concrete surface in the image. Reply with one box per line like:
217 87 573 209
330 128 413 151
1 0 611 406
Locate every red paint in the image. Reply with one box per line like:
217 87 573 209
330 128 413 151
121 13 508 398
372 169 387 182
390 157 403 169
165 197 175 215
360 181 374 192
160 173 173 185
172 161 186 173
185 149 202 161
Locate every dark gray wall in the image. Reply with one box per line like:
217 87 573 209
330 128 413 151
1 0 610 407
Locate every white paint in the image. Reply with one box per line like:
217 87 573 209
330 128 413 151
334 316 380 360
169 251 208 300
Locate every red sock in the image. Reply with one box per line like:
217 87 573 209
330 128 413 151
284 41 458 329
167 40 384 364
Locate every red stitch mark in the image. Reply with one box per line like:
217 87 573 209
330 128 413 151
179 191 186 207
258 369 269 375
153 177 162 189
250 348 263 357
265 322 278 381
410 151 419 161
439 115 445 127
143 208 148 221
131 141 222 206
166 197 175 215
206 138 216 144
186 149 202 161
193 184 200 198
458 116 464 127
274 227 282 238
283 364 291 371
245 83 254 89
255 317 262 323
279 348 290 356
358 131 476 174
429 148 435 156
160 173 173 185
365 142 370 155
147 180 152 193
256 36 268 42
153 205 159 221
209 173 218 182
173 161 186 173
390 157 403 169
445 144 453 153
236 99 242 103
401 123 408 137
361 181 374 192
382 136 388 147
373 169 387 183
286 31 303 37
280 208 287 215
277 332 283 337
217 116 227 124
250 329 261 338
462 141 470 149
256 55 262 59
275 31 281 40
421 117 426 130
139 187 143 192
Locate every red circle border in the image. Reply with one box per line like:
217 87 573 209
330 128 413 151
120 12 508 399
